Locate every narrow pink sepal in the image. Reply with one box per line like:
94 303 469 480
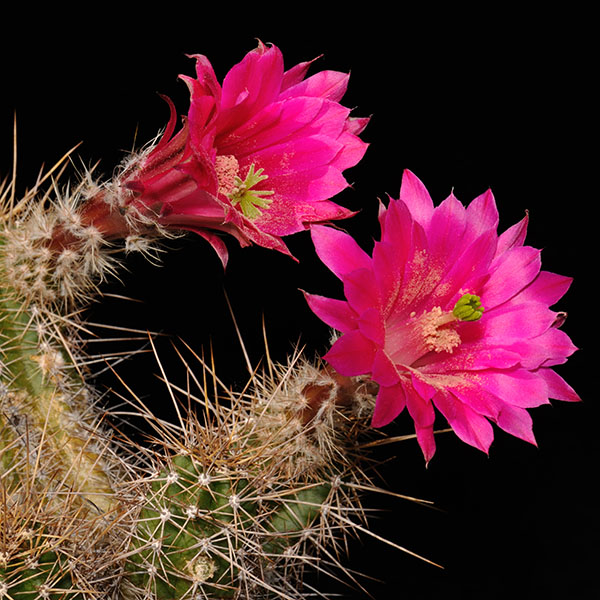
405 387 437 462
193 230 229 268
416 425 437 465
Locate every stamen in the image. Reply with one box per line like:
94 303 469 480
452 293 484 321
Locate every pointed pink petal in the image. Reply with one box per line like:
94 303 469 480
218 43 284 133
280 70 350 102
434 391 494 453
503 327 578 369
483 302 556 341
426 193 467 266
496 404 537 445
372 384 406 427
416 341 521 372
431 229 497 308
518 270 573 306
477 370 550 408
536 368 581 402
323 331 376 376
399 170 434 227
303 292 357 333
496 213 529 256
358 307 386 346
311 225 371 279
281 58 314 91
484 245 542 309
446 379 501 419
371 349 401 386
343 268 380 314
465 188 499 241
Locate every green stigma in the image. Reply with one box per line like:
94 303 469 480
228 163 275 219
452 293 484 322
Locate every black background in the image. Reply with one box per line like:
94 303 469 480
2 7 595 598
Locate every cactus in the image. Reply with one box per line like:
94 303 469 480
4 39 578 600
0 149 431 599
120 351 393 599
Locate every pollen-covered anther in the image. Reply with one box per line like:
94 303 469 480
215 155 240 197
420 307 461 354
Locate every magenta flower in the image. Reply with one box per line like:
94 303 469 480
305 170 579 462
114 42 368 266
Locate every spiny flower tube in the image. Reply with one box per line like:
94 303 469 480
78 42 369 267
304 170 580 463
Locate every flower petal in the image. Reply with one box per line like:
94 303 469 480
311 225 371 279
323 331 376 376
372 384 406 427
303 292 356 333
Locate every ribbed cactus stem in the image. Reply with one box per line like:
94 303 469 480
0 215 116 512
123 352 380 599
0 289 116 514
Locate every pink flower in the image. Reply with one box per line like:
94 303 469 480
305 170 579 462
114 42 368 266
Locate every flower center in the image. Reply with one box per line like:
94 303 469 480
227 163 275 219
386 294 483 367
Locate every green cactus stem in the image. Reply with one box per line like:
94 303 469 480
121 349 385 600
0 284 116 514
